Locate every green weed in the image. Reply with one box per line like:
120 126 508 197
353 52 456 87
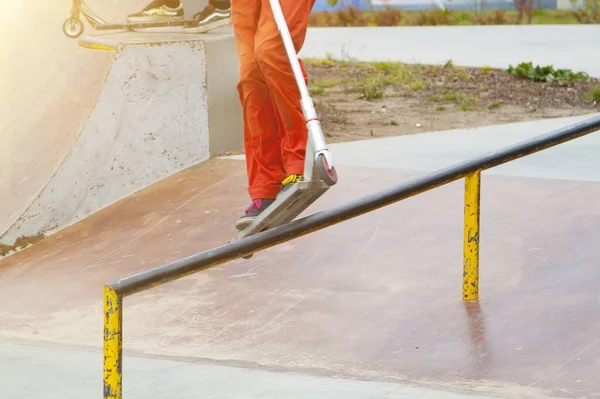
409 80 427 91
507 62 591 83
459 96 478 111
359 77 384 100
313 79 339 89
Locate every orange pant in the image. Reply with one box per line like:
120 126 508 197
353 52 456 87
232 0 315 200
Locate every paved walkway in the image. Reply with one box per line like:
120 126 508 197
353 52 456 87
1 342 505 399
227 113 600 182
303 25 600 77
328 113 600 182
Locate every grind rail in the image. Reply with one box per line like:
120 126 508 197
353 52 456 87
102 115 600 399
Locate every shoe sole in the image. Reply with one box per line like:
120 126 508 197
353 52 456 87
235 216 254 231
184 16 231 33
127 15 184 24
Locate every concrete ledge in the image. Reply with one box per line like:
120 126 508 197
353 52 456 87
0 32 242 257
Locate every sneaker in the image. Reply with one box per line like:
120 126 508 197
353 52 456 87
187 4 231 30
235 198 275 231
281 174 304 192
127 0 184 24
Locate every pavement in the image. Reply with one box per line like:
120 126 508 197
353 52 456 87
0 341 505 399
302 25 600 78
227 113 600 182
2 7 600 398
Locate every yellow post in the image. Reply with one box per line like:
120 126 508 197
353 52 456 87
103 286 123 399
463 170 481 301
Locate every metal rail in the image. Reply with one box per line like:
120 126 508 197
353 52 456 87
103 114 600 398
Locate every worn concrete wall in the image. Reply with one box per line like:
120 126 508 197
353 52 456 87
0 33 243 257
206 33 244 156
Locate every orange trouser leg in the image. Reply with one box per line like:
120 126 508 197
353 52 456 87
232 0 314 200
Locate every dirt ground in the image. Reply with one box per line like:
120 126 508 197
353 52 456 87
305 59 599 144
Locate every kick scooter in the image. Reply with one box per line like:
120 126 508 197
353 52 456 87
231 0 338 259
62 0 188 39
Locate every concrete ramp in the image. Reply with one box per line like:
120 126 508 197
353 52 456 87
1 7 242 257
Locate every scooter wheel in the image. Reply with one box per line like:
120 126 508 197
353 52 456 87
316 153 338 186
63 18 84 38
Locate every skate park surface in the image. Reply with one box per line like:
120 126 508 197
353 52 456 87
2 112 600 398
2 3 600 398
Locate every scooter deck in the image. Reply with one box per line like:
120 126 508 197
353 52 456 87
77 25 229 51
90 18 230 32
233 179 329 242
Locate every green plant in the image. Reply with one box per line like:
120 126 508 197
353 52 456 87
359 78 384 100
372 61 400 71
441 90 460 101
506 62 591 83
481 66 492 75
448 71 471 82
582 87 600 103
313 78 339 89
459 96 478 111
409 80 427 91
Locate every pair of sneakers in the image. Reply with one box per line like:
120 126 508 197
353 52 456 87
127 0 231 29
236 174 304 231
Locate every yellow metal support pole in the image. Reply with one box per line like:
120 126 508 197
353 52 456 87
463 170 481 301
104 286 123 399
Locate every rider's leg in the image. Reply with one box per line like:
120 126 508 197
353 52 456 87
232 0 285 229
253 0 315 181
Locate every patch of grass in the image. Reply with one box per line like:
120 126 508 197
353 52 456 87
359 77 385 100
309 87 326 96
441 90 460 101
481 66 492 75
443 60 454 70
313 78 339 89
581 87 600 103
308 8 582 27
304 56 341 67
372 61 401 72
507 62 591 83
436 105 447 111
448 71 471 82
459 96 478 111
392 67 414 85
488 102 502 109
409 80 427 91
